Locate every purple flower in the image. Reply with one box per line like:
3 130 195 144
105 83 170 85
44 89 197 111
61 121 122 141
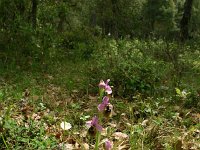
98 96 109 111
86 116 103 132
99 79 112 94
104 140 113 150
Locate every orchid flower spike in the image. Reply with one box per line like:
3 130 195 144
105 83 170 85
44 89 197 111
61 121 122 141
99 79 112 95
103 103 113 118
104 140 113 150
86 116 103 136
98 96 113 118
98 96 109 111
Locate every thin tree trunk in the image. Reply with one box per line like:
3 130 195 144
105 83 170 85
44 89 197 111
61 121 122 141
111 0 118 38
32 0 38 29
17 1 25 16
57 11 66 32
90 12 97 27
180 0 193 41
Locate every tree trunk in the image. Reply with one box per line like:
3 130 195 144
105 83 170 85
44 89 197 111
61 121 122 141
90 12 97 27
57 11 66 32
16 0 25 16
32 0 38 29
180 0 193 41
111 0 118 38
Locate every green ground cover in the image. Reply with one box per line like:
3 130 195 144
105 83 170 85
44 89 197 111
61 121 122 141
0 39 199 150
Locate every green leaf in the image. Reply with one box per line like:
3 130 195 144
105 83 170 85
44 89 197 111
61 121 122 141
175 88 181 95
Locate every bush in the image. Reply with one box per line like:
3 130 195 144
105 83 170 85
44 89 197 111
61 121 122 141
58 28 98 61
89 39 171 99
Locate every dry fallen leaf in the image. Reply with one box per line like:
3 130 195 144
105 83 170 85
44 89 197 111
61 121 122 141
31 113 41 121
60 122 72 130
173 138 183 150
141 119 149 127
88 95 97 100
32 95 39 101
108 122 117 128
58 143 74 150
82 143 89 150
112 132 128 140
117 140 130 150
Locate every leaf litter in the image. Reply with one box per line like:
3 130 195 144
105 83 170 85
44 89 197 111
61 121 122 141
0 83 199 149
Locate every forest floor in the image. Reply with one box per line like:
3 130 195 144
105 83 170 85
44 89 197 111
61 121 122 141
0 61 199 150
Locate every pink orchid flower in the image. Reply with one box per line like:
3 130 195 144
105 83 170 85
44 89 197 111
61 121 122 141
98 96 110 111
86 116 103 132
105 140 113 150
99 79 112 94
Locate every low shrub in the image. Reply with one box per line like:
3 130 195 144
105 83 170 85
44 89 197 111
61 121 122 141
89 39 171 99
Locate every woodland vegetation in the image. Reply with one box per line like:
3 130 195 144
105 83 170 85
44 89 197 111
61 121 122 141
0 0 199 149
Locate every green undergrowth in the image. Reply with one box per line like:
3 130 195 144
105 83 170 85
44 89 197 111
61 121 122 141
0 39 200 149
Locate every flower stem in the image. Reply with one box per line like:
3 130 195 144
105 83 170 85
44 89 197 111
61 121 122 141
94 131 101 150
1 134 9 149
99 90 104 102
